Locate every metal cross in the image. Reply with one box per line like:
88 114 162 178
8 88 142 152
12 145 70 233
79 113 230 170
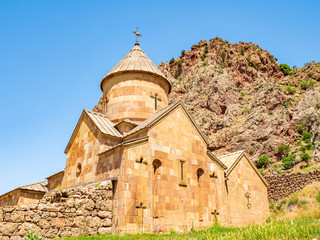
132 27 142 44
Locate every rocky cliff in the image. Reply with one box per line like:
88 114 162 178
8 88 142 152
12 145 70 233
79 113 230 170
95 37 320 175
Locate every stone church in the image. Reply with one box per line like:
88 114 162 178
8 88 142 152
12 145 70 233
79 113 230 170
0 39 270 233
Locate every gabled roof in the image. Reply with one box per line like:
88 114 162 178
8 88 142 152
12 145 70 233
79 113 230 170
100 44 171 93
218 150 268 186
218 150 245 172
124 101 209 145
207 151 228 170
85 109 122 138
0 181 48 199
65 109 122 153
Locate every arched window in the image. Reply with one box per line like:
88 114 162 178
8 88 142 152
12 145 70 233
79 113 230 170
197 168 204 182
152 159 162 174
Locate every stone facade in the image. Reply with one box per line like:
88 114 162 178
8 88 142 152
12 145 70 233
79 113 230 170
266 170 320 202
0 42 271 236
226 155 269 226
0 190 44 208
0 181 113 239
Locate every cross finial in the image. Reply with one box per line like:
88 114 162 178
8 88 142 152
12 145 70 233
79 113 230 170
132 27 142 45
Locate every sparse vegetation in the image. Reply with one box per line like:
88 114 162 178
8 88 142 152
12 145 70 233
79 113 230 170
181 49 185 56
279 63 291 76
251 61 259 70
177 59 182 66
302 131 312 143
300 153 311 163
173 70 178 79
240 48 244 56
282 154 296 169
257 155 270 168
284 86 296 94
277 145 291 157
169 58 175 64
299 80 308 90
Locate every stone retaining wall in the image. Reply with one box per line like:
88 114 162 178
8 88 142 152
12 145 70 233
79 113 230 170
0 181 113 240
265 170 320 202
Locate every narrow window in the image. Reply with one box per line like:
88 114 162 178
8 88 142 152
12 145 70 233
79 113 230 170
155 96 158 110
181 162 184 181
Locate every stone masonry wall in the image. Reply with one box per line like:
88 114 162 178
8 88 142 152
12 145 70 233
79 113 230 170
0 181 113 240
265 170 320 202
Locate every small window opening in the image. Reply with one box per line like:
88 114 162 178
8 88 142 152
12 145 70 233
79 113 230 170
76 163 82 176
181 162 184 181
197 168 204 181
155 95 158 110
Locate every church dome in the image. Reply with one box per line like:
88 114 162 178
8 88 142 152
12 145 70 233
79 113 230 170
100 43 171 123
100 43 171 93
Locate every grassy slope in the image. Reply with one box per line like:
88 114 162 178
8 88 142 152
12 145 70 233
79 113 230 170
60 183 320 240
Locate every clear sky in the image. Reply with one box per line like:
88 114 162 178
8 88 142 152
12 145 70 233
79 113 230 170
0 0 319 195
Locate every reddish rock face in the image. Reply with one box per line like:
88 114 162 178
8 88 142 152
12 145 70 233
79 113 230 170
94 38 320 174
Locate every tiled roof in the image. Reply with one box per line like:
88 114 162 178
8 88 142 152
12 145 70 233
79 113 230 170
84 109 123 138
101 44 171 92
0 181 48 199
19 181 48 192
218 150 245 170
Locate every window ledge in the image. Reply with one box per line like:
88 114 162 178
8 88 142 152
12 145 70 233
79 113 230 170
179 182 187 187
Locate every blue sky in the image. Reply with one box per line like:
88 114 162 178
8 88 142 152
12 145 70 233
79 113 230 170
0 0 319 195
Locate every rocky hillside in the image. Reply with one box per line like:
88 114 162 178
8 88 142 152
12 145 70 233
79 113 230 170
95 37 320 176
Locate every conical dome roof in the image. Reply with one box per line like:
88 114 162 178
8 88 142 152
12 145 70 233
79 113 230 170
100 44 171 93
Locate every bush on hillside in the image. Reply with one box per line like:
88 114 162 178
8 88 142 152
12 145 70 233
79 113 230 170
257 155 270 168
169 58 175 64
278 145 291 156
282 154 296 169
280 63 291 76
300 153 311 163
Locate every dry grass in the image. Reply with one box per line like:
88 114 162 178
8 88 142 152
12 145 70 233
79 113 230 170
270 181 320 220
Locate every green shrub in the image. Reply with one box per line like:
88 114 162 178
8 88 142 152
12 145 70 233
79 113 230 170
240 91 245 97
300 81 308 90
306 143 313 150
241 48 244 56
284 102 289 109
177 60 182 66
280 63 291 76
251 61 259 70
201 54 206 61
295 140 302 146
26 229 42 240
204 46 208 55
316 103 320 109
282 154 296 169
259 169 264 175
221 52 226 62
316 191 320 203
284 86 296 94
299 145 307 153
300 153 311 163
298 200 308 207
278 145 291 156
302 131 312 143
257 155 270 168
169 58 175 64
296 122 306 134
181 49 185 56
173 70 178 79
